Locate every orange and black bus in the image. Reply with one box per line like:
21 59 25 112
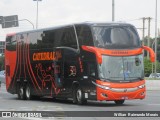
5 22 155 105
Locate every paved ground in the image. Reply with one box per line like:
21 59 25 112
0 83 160 120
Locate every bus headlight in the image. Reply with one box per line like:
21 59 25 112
92 81 110 90
98 84 110 90
138 84 145 89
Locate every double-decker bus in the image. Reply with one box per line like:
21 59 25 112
5 22 155 105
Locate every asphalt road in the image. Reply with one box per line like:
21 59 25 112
0 83 160 120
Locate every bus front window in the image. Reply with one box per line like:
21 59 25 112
92 25 140 49
98 54 144 82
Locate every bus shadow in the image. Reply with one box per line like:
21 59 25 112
4 95 139 107
30 97 138 107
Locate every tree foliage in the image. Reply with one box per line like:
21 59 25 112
144 57 160 77
144 57 152 77
143 36 160 76
0 56 4 70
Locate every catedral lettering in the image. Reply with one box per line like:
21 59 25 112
33 51 62 61
5 22 155 105
33 52 54 61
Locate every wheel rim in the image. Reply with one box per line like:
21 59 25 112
77 89 82 102
19 87 23 99
26 87 30 99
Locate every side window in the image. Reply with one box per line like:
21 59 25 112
60 27 77 49
29 32 40 44
83 62 96 78
6 35 16 51
40 29 63 48
37 31 54 49
88 63 96 77
29 32 42 49
76 25 94 46
41 30 55 48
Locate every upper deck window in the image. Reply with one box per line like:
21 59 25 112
76 25 94 46
6 35 16 51
41 26 78 49
92 25 140 49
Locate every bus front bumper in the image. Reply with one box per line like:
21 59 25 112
97 87 145 101
94 80 146 101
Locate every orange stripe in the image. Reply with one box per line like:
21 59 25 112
27 38 42 92
82 46 143 64
26 37 39 92
12 37 20 89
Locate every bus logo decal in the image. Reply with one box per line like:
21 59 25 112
33 51 62 61
69 66 76 76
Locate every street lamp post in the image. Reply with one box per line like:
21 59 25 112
154 0 158 76
33 0 42 29
152 40 156 74
112 0 115 21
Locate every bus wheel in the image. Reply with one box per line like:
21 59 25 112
114 100 125 105
52 97 57 101
25 85 31 100
72 87 78 104
18 85 25 100
76 87 87 105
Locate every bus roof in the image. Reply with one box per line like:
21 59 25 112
7 22 135 36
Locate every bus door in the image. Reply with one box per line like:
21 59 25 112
55 47 80 94
81 60 97 100
53 49 64 89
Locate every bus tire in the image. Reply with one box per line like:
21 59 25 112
25 85 31 100
52 97 57 101
76 87 87 105
72 87 78 104
17 85 25 100
114 100 125 105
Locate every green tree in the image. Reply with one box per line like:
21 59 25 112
144 57 160 77
144 57 152 77
0 56 4 70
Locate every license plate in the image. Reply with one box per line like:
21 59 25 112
121 96 128 99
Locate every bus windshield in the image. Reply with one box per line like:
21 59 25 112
98 54 144 82
92 25 140 49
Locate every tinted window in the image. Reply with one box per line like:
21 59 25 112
29 32 43 49
41 27 77 49
88 63 96 77
92 26 140 49
6 35 16 51
60 27 77 49
76 25 94 46
41 30 55 48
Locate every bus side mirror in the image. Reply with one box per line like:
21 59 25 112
142 46 155 62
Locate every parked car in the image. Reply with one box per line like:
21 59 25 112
0 70 5 84
149 73 160 78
